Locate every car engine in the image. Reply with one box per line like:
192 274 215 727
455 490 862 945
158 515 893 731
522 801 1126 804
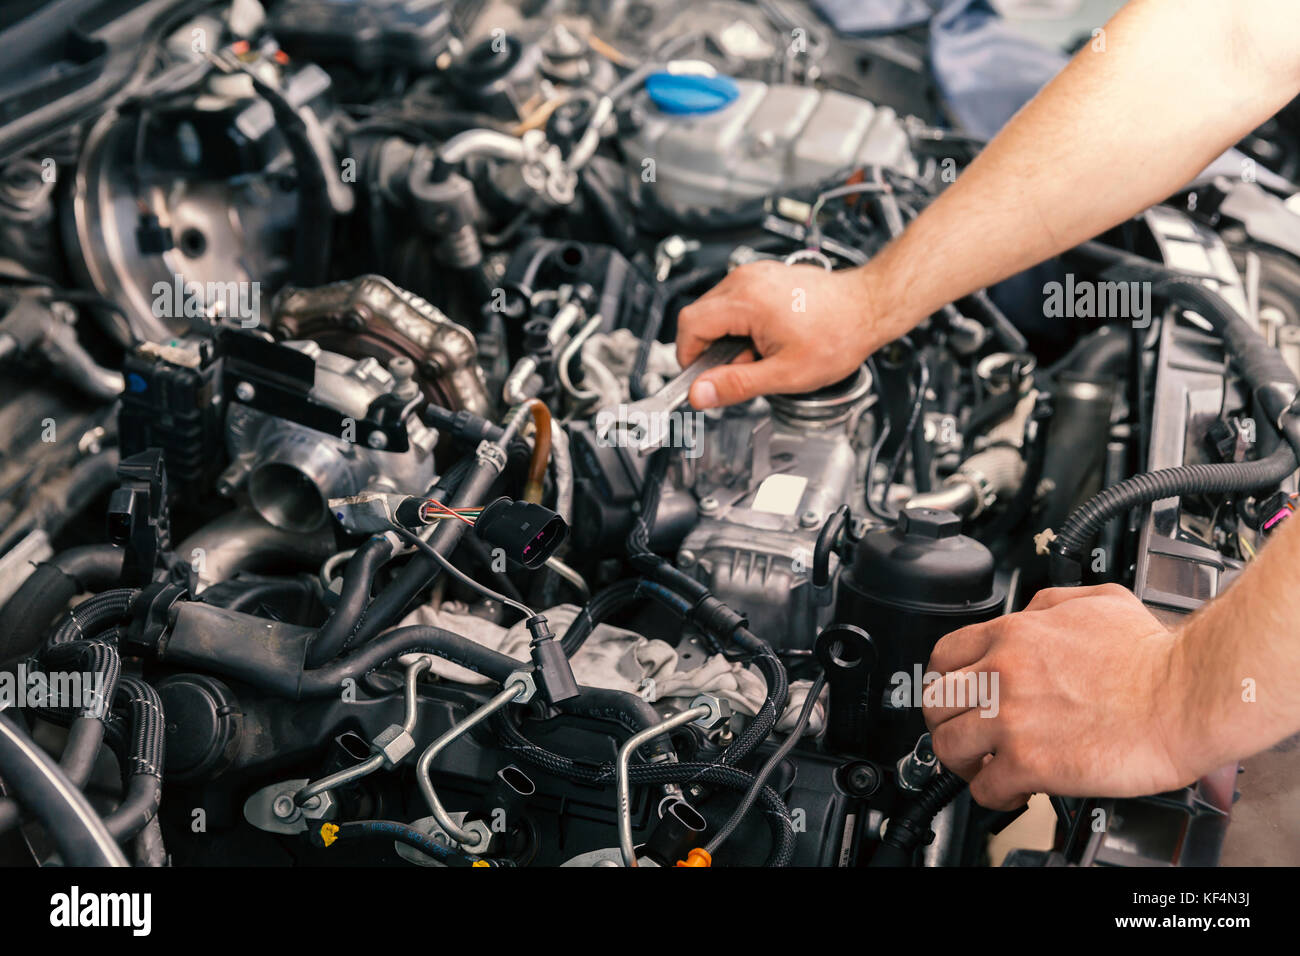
0 0 1297 871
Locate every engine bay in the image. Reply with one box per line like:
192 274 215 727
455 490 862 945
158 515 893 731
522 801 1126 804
0 0 1298 873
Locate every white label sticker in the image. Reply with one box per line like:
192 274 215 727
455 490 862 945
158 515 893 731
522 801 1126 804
751 474 808 515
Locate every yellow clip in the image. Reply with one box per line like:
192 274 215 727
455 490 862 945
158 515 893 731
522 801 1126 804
319 823 340 848
471 860 491 868
675 848 711 867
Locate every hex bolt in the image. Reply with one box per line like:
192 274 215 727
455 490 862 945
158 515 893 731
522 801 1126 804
272 795 297 820
699 496 719 513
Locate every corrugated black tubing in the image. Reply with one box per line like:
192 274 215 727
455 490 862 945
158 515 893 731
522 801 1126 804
101 675 165 842
47 588 139 647
1050 264 1300 585
869 769 966 867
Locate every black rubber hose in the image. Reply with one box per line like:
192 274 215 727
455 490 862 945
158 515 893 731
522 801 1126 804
578 166 636 256
0 716 107 836
626 451 789 771
1050 270 1300 584
101 675 165 842
869 769 966 867
296 625 673 757
1051 445 1298 584
347 446 504 646
306 535 396 668
40 637 122 721
560 578 644 656
0 639 121 836
0 546 126 664
39 545 126 588
296 624 521 698
47 588 139 648
235 60 332 285
555 686 676 762
0 711 127 866
1045 326 1128 381
705 672 826 856
56 718 107 789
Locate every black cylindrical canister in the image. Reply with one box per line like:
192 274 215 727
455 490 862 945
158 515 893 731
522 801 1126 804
833 507 1004 762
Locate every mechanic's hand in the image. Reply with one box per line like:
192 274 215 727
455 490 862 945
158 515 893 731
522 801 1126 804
675 261 890 409
923 584 1200 810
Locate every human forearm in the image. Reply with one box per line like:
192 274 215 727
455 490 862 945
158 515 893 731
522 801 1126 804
676 0 1300 411
857 0 1300 340
1171 512 1300 775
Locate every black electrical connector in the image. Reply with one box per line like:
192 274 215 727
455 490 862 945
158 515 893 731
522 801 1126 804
107 450 172 584
473 497 567 570
525 615 578 704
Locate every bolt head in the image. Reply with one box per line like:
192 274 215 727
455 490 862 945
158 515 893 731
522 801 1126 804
367 431 389 450
235 381 255 402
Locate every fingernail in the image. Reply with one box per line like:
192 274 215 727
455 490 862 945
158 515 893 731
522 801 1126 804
691 379 718 409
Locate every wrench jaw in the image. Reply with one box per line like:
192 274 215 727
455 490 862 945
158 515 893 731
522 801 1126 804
594 409 666 457
594 336 753 456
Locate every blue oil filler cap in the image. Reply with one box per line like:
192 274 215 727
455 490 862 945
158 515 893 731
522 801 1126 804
645 72 739 115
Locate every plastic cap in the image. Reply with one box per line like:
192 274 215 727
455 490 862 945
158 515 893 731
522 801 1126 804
675 848 712 867
897 507 963 540
646 73 739 115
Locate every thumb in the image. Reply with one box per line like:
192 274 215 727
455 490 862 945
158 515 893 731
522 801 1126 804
689 356 787 409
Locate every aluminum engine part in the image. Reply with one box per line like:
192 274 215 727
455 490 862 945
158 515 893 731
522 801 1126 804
678 369 873 650
624 79 918 212
65 62 335 343
270 274 492 417
221 342 438 532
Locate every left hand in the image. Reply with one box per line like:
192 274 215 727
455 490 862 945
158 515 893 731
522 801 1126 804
923 583 1200 810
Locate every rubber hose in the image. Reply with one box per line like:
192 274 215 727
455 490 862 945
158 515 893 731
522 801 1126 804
306 535 395 668
47 588 139 648
869 769 966 867
0 547 125 664
347 441 503 645
0 711 126 866
102 675 164 842
1050 444 1298 585
319 819 484 866
560 578 642 656
297 625 521 698
1050 270 1300 584
0 716 107 836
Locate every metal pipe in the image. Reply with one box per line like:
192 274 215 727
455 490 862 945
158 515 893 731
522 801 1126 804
296 657 431 805
544 555 589 601
616 704 710 868
438 129 528 166
416 676 531 852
